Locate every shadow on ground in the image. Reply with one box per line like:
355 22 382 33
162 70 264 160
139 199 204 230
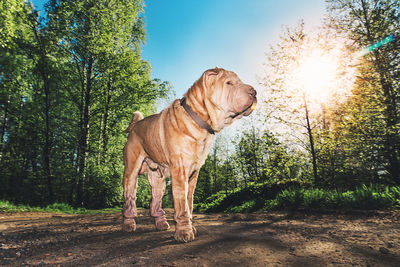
1 209 399 266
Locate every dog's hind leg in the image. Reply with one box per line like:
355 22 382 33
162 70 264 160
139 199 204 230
188 170 199 236
122 137 145 232
147 164 170 231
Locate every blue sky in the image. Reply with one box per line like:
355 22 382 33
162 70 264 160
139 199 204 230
142 0 326 99
30 0 326 103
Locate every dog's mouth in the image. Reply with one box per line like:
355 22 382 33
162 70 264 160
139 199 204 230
230 99 257 119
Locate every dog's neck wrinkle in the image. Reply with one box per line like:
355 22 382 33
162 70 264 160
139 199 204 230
184 86 211 125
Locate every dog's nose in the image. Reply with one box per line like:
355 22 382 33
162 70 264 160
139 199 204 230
249 87 257 97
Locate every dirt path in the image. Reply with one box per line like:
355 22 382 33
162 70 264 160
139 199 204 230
1 209 399 266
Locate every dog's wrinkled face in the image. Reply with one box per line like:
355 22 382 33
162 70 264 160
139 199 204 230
203 68 257 127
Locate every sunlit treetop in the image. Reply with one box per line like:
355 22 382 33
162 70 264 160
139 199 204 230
281 33 357 109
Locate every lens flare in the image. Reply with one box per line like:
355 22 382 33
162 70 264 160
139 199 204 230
355 34 395 58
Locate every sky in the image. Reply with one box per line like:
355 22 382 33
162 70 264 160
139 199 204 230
142 0 327 101
30 0 327 103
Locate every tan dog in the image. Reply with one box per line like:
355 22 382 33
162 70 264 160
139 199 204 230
122 67 257 242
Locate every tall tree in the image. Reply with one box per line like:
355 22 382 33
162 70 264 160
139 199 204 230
261 22 321 184
327 0 400 183
261 20 358 185
46 0 167 206
0 0 169 207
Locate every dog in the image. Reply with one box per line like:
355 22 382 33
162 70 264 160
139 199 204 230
122 67 257 242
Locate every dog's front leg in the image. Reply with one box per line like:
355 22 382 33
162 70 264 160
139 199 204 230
171 166 195 242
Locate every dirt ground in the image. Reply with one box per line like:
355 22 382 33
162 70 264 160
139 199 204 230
1 209 400 267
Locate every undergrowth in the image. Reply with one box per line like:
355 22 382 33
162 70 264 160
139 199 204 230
3 184 400 214
197 183 400 213
0 200 121 214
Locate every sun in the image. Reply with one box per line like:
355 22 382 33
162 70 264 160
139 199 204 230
297 49 340 102
282 38 356 110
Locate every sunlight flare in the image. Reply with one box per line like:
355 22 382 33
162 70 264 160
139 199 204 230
297 49 340 101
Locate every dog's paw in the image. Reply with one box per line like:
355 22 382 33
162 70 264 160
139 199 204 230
174 228 195 243
122 220 136 232
155 219 170 231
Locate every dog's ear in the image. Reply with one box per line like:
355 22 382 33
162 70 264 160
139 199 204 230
197 67 224 96
205 67 220 76
201 68 220 88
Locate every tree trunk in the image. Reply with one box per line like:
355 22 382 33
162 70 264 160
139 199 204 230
42 66 54 203
77 55 94 206
102 78 112 158
239 147 248 189
251 125 259 181
303 93 319 184
33 27 54 203
212 146 217 193
0 94 11 160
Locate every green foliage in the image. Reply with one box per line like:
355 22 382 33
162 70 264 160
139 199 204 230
196 183 400 213
135 175 152 209
44 203 75 213
0 200 121 214
266 185 400 211
84 166 124 209
134 176 173 209
387 186 400 208
321 0 400 184
1 0 399 213
227 200 257 213
0 0 169 208
274 187 304 209
197 179 308 213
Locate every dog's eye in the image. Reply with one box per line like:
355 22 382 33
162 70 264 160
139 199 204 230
226 81 233 85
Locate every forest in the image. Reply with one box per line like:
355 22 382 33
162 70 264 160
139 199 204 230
1 0 400 212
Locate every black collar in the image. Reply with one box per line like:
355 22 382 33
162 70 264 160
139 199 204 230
180 97 215 135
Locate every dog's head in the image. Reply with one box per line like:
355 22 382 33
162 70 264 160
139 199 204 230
186 67 257 132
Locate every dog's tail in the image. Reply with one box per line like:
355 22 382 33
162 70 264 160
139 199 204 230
124 111 144 133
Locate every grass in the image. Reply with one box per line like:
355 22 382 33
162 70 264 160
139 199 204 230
196 179 308 213
3 184 400 214
0 200 121 214
266 185 400 211
197 182 400 213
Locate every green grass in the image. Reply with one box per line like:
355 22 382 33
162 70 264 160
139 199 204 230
265 185 400 211
196 182 400 213
0 200 121 214
196 179 309 213
3 184 399 214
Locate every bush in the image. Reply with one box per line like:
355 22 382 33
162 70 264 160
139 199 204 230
197 178 308 213
387 186 400 208
263 185 400 211
227 200 257 213
0 200 120 214
351 185 391 209
45 203 75 213
274 188 304 209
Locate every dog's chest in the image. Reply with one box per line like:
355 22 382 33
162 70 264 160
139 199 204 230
192 136 214 167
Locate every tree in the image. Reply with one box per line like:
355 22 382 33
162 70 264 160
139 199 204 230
261 22 320 184
261 19 360 186
326 0 400 183
0 0 169 207
234 123 265 183
314 59 389 187
45 0 168 206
